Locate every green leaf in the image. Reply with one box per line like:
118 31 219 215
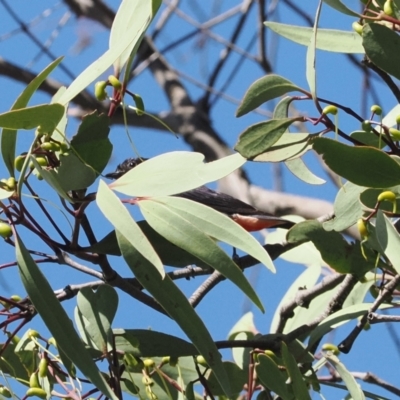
144 196 275 272
308 303 392 348
76 286 118 351
285 157 325 185
57 153 97 191
0 104 64 132
110 0 161 74
58 1 158 105
117 233 231 396
110 152 246 197
1 57 63 177
323 182 365 232
253 133 310 162
30 158 72 202
281 343 311 400
69 112 112 174
375 210 400 274
256 354 293 400
265 22 363 53
313 137 400 188
15 236 118 400
236 75 304 117
96 180 164 276
273 96 295 119
206 362 247 396
138 197 265 311
114 329 197 357
363 23 400 81
324 354 365 400
287 220 375 276
235 118 301 159
322 0 360 16
88 223 209 267
350 130 385 149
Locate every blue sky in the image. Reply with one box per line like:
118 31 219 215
0 1 398 398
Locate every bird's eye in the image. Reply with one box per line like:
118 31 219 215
128 161 135 168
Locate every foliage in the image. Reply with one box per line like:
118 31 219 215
1 0 400 399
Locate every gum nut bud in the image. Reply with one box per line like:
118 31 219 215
59 142 69 153
142 376 154 386
143 359 155 368
384 0 394 15
145 387 158 400
321 343 340 355
377 190 396 202
389 127 400 140
29 372 40 389
0 222 12 239
196 355 208 367
361 121 372 132
26 388 46 399
35 157 48 167
95 81 108 101
357 219 368 238
28 329 40 338
396 115 400 124
0 386 12 398
322 105 338 115
108 75 122 90
352 21 363 35
48 337 56 347
161 356 170 364
14 155 25 172
371 105 383 115
10 294 21 302
38 358 48 378
6 177 15 191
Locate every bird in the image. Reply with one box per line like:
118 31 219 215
105 157 294 231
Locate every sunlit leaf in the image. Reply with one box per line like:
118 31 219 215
96 180 164 276
265 22 363 53
322 0 360 16
1 57 63 177
285 157 325 185
110 152 246 196
138 197 265 311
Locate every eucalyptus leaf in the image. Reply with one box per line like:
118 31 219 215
265 22 363 53
236 75 304 117
110 152 246 197
313 137 400 188
285 157 325 185
117 233 231 396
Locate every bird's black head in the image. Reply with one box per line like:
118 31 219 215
105 157 148 179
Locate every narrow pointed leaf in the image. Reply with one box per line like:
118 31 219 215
235 118 301 158
313 137 400 188
150 196 275 271
322 0 359 16
117 233 231 396
324 354 365 400
1 57 63 176
0 104 64 132
77 286 119 351
375 210 400 274
138 198 265 311
281 343 311 400
236 75 305 117
110 152 246 196
285 157 325 184
96 180 164 276
256 354 292 400
15 236 118 400
265 22 363 53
